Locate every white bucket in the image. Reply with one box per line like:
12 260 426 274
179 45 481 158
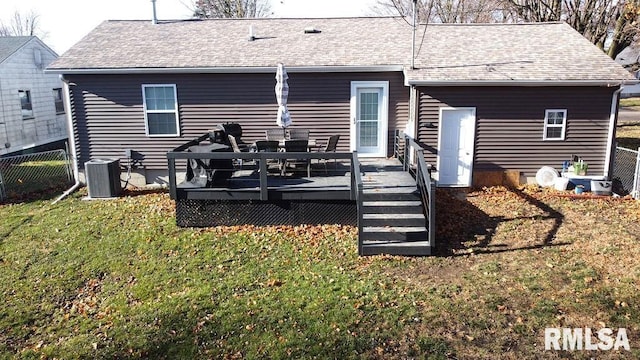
591 180 612 196
554 177 569 191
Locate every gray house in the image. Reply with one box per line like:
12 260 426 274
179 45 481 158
47 17 633 187
1 36 67 156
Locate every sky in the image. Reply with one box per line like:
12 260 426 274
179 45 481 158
0 0 379 55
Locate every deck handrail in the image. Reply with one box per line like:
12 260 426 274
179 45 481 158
350 152 364 255
396 131 436 249
167 136 357 200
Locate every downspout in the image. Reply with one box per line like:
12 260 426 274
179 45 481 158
411 0 417 70
52 75 81 204
603 84 624 180
407 0 419 164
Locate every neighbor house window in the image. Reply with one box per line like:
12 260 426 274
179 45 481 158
543 109 566 140
19 90 33 119
142 84 179 136
53 88 64 114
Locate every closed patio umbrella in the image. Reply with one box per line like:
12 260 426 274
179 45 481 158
275 63 291 131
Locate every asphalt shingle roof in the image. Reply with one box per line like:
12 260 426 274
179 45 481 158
48 18 633 82
0 36 33 63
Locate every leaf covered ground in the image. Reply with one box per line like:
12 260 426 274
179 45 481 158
0 187 639 359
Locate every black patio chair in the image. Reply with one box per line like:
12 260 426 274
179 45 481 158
281 139 310 177
255 140 280 172
316 135 340 173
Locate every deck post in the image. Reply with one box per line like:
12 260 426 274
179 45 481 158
403 134 409 172
350 151 358 200
168 157 177 200
428 180 436 248
259 153 268 200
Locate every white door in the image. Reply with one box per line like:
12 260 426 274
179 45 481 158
350 81 388 157
437 108 476 187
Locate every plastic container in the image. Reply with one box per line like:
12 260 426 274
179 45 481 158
569 178 591 191
591 180 612 196
554 177 569 191
567 175 605 192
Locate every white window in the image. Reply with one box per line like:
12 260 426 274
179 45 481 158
543 109 566 141
142 84 180 136
19 90 33 119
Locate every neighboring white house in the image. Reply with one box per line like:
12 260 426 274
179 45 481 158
0 36 67 156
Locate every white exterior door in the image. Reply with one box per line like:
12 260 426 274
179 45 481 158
350 81 388 157
437 108 476 187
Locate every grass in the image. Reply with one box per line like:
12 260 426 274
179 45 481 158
619 97 640 108
617 98 640 149
1 159 72 201
617 121 640 150
1 187 639 359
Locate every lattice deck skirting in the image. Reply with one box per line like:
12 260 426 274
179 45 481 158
176 199 356 227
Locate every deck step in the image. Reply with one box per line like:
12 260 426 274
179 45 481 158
361 190 420 201
362 213 425 227
360 226 428 242
362 200 423 214
361 240 432 256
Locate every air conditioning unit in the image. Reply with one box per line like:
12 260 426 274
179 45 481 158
85 159 121 198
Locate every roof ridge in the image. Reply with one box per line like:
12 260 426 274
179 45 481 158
418 21 565 26
104 16 403 23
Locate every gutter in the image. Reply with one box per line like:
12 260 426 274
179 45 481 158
603 85 624 180
404 78 640 87
44 65 405 75
52 75 81 205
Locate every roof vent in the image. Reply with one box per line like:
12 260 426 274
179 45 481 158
304 27 321 34
151 0 158 25
248 25 256 41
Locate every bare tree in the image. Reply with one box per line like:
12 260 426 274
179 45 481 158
375 0 640 59
0 10 46 37
373 0 507 23
193 0 272 18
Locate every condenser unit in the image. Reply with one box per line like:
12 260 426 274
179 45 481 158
85 159 121 198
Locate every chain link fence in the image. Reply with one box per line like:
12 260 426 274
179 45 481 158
612 147 640 199
0 149 74 202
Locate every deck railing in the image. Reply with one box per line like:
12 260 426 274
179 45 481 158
167 136 360 201
395 130 436 249
351 151 364 254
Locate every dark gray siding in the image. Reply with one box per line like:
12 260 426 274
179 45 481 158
67 72 409 170
416 86 616 178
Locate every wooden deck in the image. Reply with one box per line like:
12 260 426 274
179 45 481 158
175 159 417 199
167 133 436 256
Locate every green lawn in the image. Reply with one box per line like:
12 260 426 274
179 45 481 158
1 187 639 359
1 159 71 201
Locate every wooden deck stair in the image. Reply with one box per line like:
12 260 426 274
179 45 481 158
358 161 432 256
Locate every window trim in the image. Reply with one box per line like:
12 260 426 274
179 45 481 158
53 88 65 114
543 109 567 141
19 90 34 120
142 84 180 137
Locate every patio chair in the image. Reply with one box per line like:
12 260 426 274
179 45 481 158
281 139 310 177
316 135 340 173
228 134 250 169
266 128 286 141
288 128 309 140
255 140 280 172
